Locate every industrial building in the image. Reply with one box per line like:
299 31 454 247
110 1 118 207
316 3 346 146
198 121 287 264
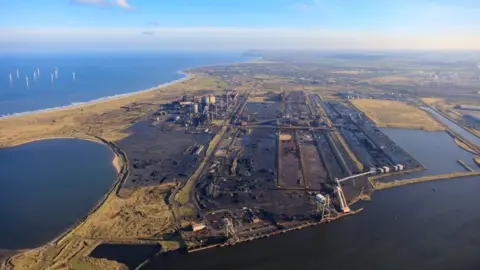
456 105 480 111
463 113 480 129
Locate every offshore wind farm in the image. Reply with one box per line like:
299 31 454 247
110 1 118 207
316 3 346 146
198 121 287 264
2 0 480 269
0 52 249 117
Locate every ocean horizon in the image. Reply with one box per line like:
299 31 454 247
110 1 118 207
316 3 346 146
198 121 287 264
0 51 250 117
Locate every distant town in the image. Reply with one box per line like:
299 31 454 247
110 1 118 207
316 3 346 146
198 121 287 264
2 51 480 269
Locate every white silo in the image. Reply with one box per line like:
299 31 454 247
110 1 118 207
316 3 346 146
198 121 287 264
209 95 216 105
202 96 210 106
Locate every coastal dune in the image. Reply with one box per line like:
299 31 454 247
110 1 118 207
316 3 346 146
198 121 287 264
0 74 200 148
0 72 235 269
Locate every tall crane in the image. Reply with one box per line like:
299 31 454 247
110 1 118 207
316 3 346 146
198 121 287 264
315 194 338 220
334 171 376 213
222 217 239 243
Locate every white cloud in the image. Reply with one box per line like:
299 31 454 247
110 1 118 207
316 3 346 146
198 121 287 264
113 0 134 10
1 26 479 52
71 0 134 9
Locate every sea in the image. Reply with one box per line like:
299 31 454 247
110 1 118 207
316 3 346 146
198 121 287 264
0 51 250 117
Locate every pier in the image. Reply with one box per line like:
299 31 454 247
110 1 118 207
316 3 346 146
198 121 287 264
187 209 362 253
372 171 480 190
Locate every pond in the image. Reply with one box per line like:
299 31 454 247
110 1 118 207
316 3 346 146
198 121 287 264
0 139 117 249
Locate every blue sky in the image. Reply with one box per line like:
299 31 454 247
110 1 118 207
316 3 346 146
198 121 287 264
1 0 479 51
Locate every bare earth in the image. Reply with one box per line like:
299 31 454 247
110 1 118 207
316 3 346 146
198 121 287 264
351 99 445 131
7 185 175 270
0 74 230 148
0 73 231 269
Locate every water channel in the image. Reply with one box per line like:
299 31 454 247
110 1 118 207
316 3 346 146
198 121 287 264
143 126 480 270
423 107 480 146
0 139 117 249
144 175 480 270
381 128 478 180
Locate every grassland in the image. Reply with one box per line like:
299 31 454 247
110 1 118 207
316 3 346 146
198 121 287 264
422 97 480 138
351 99 445 131
360 75 414 85
453 138 478 155
330 70 366 75
6 185 176 270
0 74 229 148
474 156 480 166
422 97 445 107
0 74 231 269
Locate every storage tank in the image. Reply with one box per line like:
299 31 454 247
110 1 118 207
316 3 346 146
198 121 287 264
378 168 385 174
383 166 390 173
209 95 216 104
397 164 404 171
192 223 206 232
202 96 210 106
193 103 199 114
393 165 399 171
315 194 326 204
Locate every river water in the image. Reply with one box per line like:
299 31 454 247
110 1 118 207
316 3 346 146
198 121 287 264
381 128 478 180
144 175 480 270
143 127 480 270
0 139 117 249
423 107 480 146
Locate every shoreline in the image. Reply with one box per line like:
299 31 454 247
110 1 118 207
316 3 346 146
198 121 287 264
0 55 250 264
0 72 194 121
0 54 257 121
2 137 130 270
112 155 122 174
0 135 125 253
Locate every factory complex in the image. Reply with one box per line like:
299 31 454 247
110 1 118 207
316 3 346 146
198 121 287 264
118 88 425 249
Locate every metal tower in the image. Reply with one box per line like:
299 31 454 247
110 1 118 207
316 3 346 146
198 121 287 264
222 217 239 243
315 194 338 220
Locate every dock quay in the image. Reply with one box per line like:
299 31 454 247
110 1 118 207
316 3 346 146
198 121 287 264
187 209 362 253
372 171 480 190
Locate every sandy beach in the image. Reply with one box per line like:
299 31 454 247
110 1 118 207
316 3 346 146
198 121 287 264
0 72 208 148
112 154 122 174
0 72 195 121
0 66 238 266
